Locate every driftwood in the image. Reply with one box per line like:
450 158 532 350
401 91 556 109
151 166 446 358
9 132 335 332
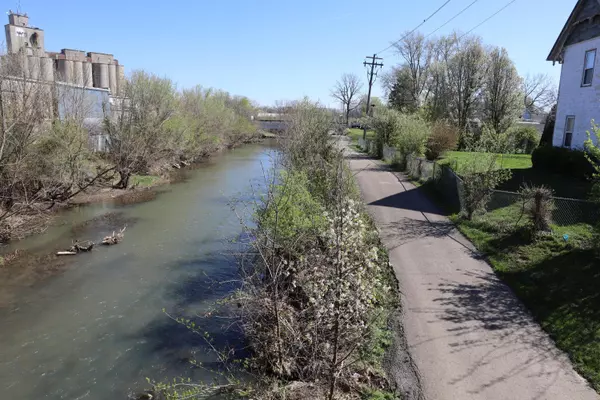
102 226 126 245
56 225 125 256
56 240 95 256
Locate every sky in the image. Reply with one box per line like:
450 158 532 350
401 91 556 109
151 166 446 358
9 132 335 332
6 0 577 107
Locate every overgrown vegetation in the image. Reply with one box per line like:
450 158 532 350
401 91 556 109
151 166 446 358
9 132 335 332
0 54 258 241
151 101 400 399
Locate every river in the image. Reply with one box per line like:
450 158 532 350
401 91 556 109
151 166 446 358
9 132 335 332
0 143 277 400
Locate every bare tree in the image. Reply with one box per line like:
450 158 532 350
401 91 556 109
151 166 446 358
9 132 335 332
523 73 557 113
330 73 362 125
482 46 523 133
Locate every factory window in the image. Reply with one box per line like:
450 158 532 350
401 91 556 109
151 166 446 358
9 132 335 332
30 32 38 47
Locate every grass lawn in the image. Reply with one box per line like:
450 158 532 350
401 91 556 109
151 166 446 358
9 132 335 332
348 128 375 145
438 151 532 173
451 205 600 390
439 151 593 199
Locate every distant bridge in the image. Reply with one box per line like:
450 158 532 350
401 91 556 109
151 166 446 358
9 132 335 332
254 113 290 133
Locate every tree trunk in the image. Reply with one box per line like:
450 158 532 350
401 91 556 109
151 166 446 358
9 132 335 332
114 170 130 189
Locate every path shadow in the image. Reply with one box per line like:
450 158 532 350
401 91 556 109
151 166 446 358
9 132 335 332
379 218 454 249
414 269 582 398
369 186 446 216
345 152 375 160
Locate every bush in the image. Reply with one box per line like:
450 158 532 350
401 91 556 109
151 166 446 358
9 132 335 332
425 121 458 160
519 184 555 233
531 146 595 179
371 109 402 158
259 170 326 247
372 109 429 160
507 126 539 154
392 113 430 158
461 153 512 220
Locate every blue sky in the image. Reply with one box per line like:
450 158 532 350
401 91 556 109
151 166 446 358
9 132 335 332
10 0 576 106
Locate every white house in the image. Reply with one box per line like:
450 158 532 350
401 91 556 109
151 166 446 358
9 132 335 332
548 0 600 149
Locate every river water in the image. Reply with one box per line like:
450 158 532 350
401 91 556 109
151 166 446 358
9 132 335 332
0 143 276 400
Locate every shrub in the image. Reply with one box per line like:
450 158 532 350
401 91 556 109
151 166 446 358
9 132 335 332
506 126 540 154
258 170 326 247
519 184 555 233
462 124 512 153
372 110 429 160
392 113 430 158
372 108 402 158
531 146 595 179
425 121 458 160
460 153 512 220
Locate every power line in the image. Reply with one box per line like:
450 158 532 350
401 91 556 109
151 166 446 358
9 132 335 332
459 0 517 39
376 0 452 55
425 0 481 39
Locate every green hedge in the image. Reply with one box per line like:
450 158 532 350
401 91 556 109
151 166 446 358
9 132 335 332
531 146 595 179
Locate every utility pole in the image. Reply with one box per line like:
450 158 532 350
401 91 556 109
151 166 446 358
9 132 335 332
363 54 383 140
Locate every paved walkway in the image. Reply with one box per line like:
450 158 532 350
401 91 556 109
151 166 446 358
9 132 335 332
346 147 599 400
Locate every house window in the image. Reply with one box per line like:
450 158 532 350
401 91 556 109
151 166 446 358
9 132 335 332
582 50 596 86
564 116 575 147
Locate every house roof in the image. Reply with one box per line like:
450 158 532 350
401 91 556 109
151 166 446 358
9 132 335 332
547 0 600 62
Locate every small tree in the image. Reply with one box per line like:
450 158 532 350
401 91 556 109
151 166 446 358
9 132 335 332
104 70 176 188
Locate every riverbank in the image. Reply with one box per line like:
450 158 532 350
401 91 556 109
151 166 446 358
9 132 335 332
0 140 271 308
0 135 272 248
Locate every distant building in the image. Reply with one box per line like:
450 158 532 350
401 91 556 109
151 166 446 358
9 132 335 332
2 11 125 150
516 110 547 135
548 0 600 149
4 11 125 94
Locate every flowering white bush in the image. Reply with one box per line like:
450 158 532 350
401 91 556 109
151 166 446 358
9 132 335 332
242 194 386 392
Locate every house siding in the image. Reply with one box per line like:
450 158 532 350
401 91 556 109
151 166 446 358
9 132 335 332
553 36 600 148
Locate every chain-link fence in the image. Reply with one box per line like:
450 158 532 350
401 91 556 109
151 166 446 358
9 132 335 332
402 154 600 227
359 142 600 227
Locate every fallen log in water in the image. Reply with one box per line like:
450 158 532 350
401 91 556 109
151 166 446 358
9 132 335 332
102 226 126 245
56 240 95 256
56 251 77 256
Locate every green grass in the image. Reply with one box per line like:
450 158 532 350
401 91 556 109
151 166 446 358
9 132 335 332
451 205 600 390
438 151 592 199
130 175 162 188
348 128 375 144
439 151 532 173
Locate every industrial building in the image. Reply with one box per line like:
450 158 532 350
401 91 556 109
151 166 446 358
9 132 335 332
4 11 125 95
2 11 127 151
